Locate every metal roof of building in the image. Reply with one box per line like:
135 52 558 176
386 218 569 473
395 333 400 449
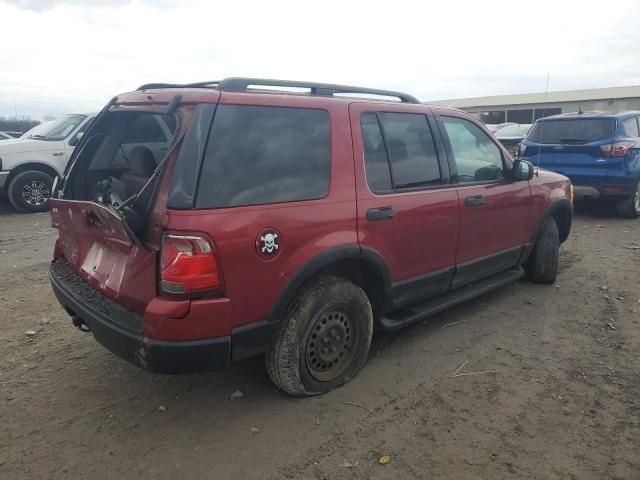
426 85 640 109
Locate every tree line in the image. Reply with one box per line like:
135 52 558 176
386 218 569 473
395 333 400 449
0 116 42 133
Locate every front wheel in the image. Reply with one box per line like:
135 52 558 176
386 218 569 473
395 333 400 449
7 170 54 213
525 217 559 284
615 181 640 219
265 277 373 396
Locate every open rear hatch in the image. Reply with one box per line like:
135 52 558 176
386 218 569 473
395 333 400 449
49 105 183 314
50 199 157 314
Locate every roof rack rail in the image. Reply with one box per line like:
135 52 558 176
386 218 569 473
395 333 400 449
136 81 221 91
216 77 420 103
137 78 420 103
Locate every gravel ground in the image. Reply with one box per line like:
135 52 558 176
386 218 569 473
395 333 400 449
0 199 639 480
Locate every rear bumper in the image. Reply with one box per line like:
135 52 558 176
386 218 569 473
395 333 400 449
573 183 636 199
49 260 231 374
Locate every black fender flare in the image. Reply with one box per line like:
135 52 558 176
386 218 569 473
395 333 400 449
266 244 391 325
525 198 573 263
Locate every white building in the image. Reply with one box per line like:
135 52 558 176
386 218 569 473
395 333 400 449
427 85 640 124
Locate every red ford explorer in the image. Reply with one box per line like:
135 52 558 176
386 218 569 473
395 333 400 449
49 78 573 395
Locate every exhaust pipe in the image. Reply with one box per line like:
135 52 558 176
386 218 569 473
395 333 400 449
71 315 91 332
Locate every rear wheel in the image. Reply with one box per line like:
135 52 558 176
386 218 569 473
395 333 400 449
525 217 559 284
615 181 640 219
265 277 373 396
7 170 53 213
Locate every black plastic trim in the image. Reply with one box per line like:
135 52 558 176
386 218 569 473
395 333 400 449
231 321 275 362
530 198 573 244
390 266 454 309
380 267 524 332
266 245 392 324
452 246 523 289
50 262 230 374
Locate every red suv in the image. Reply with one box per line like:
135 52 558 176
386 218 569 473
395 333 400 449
49 78 573 396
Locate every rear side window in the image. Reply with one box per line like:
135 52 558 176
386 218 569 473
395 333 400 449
361 112 442 193
196 105 330 208
622 117 640 137
527 118 615 144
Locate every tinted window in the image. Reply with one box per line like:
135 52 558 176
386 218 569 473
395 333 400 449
125 115 168 143
196 105 330 208
506 109 533 124
527 118 615 144
379 113 441 188
86 112 178 170
622 117 640 137
441 116 504 183
361 113 392 192
480 111 506 124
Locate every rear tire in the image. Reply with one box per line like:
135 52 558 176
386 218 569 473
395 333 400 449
525 217 559 284
7 170 53 213
615 181 640 219
265 277 373 396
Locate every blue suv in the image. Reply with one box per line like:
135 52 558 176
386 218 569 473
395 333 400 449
519 111 640 218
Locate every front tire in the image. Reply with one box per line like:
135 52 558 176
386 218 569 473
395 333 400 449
7 170 53 213
615 181 640 219
525 217 559 284
265 277 373 396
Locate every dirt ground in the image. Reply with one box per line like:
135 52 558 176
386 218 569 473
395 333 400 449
0 198 639 480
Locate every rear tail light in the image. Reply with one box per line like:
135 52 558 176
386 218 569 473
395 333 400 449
517 143 527 157
160 234 222 297
600 141 634 157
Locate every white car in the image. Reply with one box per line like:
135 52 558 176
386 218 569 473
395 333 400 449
0 114 95 212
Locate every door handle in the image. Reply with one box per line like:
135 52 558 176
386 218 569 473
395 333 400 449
367 206 396 221
464 195 485 207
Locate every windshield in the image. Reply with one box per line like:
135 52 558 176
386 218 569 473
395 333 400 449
496 124 531 137
527 118 615 144
30 114 86 141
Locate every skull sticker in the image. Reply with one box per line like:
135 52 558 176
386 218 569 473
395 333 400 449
258 229 280 257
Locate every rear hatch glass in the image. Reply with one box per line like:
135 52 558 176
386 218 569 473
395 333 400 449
527 118 615 145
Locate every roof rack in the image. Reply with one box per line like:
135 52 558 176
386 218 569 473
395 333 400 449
136 77 420 104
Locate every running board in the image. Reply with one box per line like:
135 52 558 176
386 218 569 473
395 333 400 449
378 267 525 332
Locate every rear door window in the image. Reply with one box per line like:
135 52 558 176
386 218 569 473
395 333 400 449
361 113 392 192
195 105 330 208
360 112 442 192
527 118 615 144
440 116 504 183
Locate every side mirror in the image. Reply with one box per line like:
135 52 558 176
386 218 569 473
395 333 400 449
68 131 84 147
511 159 534 181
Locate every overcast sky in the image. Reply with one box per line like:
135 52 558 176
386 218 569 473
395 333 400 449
2 0 640 119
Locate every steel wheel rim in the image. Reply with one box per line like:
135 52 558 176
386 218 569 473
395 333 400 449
22 180 50 206
305 309 357 382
